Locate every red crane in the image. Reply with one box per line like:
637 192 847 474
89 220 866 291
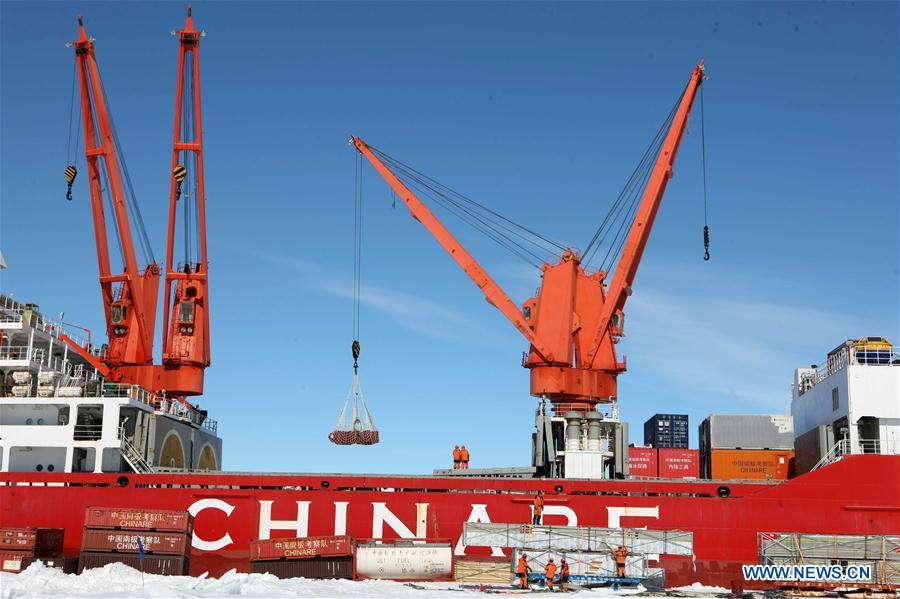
63 10 209 398
353 61 706 413
161 5 210 396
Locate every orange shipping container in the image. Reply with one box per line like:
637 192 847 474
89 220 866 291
708 449 794 480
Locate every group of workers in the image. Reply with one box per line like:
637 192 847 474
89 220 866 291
516 553 570 591
452 445 470 469
514 490 630 591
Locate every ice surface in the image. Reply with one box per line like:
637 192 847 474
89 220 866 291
0 562 732 598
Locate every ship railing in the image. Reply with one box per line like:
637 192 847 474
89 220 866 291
798 345 899 395
0 345 31 360
95 383 217 434
73 424 103 441
812 437 900 470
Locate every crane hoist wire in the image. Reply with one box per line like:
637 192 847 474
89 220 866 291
368 145 568 270
700 84 711 261
581 86 685 273
64 58 81 201
179 48 199 265
330 152 379 446
97 67 156 267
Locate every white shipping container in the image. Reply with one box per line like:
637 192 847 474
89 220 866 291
355 543 452 580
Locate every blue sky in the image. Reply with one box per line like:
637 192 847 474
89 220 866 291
1 1 897 473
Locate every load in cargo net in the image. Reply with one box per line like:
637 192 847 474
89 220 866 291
329 371 379 446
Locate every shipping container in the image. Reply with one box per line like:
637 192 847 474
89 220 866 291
251 555 354 579
83 507 192 533
81 529 189 555
21 556 79 574
0 550 29 573
78 551 189 575
644 414 689 449
250 535 353 561
355 541 454 581
704 449 794 480
699 415 794 451
0 527 64 555
657 448 699 479
628 447 658 477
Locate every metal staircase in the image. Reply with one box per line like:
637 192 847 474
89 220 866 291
812 439 850 471
118 424 154 474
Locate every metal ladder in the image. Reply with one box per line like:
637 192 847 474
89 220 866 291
811 438 850 471
118 424 154 474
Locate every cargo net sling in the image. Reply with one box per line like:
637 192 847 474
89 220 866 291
329 340 379 445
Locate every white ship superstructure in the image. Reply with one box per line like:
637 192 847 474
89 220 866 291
792 337 899 474
0 292 221 474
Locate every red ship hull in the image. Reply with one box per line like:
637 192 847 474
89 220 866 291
2 455 898 589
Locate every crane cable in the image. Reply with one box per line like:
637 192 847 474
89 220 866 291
64 58 81 201
584 89 684 274
700 85 711 261
352 151 363 372
367 145 567 269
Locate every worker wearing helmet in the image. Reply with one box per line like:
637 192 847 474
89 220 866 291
533 490 544 525
460 445 470 469
612 545 629 578
516 552 532 589
559 558 570 592
545 557 557 591
453 445 461 469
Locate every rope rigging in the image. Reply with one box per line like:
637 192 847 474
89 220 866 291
581 87 685 273
367 145 568 270
330 152 379 446
95 67 156 267
176 47 202 267
700 84 711 261
64 58 81 201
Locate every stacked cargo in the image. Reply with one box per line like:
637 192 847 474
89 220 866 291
628 446 658 477
759 533 900 588
628 446 699 478
700 415 795 480
644 414 689 448
657 448 700 478
78 507 192 575
250 536 454 582
0 527 67 573
250 535 355 579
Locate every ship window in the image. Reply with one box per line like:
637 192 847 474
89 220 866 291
832 388 839 411
111 304 128 324
178 301 194 323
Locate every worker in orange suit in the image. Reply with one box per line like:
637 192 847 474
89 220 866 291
532 490 544 525
611 545 629 578
452 445 461 469
516 552 532 589
460 445 470 469
559 558 570 592
545 557 557 591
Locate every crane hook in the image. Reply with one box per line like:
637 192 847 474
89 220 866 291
64 165 77 201
352 339 361 373
173 164 187 201
703 225 710 261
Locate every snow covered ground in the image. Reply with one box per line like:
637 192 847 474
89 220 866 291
0 563 731 598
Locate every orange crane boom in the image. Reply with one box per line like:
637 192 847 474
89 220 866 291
352 136 555 362
67 10 211 399
354 62 706 412
71 16 160 383
161 5 210 396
